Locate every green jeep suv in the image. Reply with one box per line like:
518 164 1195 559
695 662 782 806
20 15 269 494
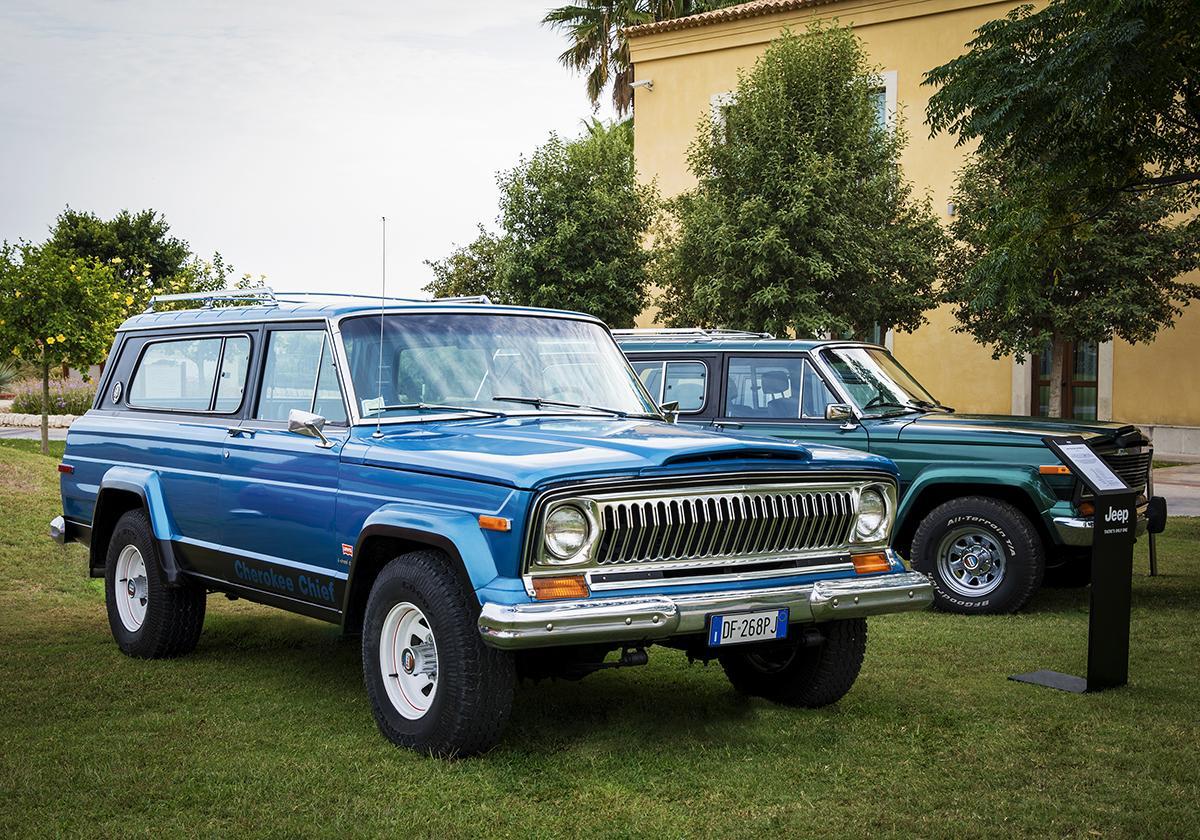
617 329 1166 614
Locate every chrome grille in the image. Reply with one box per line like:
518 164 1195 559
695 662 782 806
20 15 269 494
593 489 857 565
1097 449 1151 493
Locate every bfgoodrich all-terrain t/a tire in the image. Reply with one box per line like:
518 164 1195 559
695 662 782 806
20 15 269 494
910 496 1044 614
719 618 867 707
362 550 515 758
104 508 206 658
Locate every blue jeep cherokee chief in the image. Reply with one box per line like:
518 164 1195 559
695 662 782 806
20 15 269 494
51 290 933 756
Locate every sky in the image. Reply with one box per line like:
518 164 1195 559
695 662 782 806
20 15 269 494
0 0 613 298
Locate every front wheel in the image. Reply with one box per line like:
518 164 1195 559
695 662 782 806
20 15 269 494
910 496 1044 614
362 550 515 757
719 618 867 707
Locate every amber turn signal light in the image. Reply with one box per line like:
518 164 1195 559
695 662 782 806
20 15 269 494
532 575 589 600
851 551 891 575
1077 501 1095 517
478 515 511 532
1039 464 1071 475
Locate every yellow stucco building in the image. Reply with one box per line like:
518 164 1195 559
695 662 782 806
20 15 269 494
627 0 1200 458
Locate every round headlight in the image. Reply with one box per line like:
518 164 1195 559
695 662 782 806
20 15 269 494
545 505 590 560
856 488 887 540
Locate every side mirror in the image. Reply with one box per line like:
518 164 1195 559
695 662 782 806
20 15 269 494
659 400 680 424
825 403 854 421
288 409 334 448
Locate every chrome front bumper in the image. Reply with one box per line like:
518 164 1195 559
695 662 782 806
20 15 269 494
477 570 933 650
1052 506 1151 547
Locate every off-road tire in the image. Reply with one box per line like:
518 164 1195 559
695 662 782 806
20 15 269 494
362 550 515 758
104 508 206 658
911 496 1043 614
719 618 867 707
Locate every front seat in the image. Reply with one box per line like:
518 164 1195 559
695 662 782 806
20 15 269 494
764 370 799 418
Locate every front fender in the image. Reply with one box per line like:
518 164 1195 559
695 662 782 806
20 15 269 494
897 464 1057 528
351 503 506 594
93 466 182 583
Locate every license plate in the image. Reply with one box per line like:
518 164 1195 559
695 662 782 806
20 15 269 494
708 608 789 647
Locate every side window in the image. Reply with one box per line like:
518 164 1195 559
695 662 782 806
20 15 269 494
214 337 251 412
256 330 346 423
128 336 248 413
801 360 838 419
631 360 663 403
725 358 802 419
663 362 706 412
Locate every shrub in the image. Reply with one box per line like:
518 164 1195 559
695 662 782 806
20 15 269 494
9 378 96 415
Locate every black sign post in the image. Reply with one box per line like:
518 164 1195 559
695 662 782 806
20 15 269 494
1010 436 1139 693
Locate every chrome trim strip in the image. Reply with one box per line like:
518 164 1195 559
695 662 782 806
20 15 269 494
478 570 933 649
586 559 855 591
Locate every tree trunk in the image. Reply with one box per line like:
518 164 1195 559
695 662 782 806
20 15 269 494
40 354 50 456
1047 334 1070 419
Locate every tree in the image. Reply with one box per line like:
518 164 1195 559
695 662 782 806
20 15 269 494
0 243 124 453
543 1 740 115
944 150 1200 417
48 207 231 317
925 0 1200 213
653 25 948 338
492 119 658 327
423 226 507 301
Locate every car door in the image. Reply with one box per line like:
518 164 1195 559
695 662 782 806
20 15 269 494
715 353 871 452
219 322 351 613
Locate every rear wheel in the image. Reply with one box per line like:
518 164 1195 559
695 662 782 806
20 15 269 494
719 618 867 707
104 509 206 658
362 550 515 757
911 496 1043 614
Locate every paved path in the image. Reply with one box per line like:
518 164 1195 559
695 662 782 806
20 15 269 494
1154 464 1200 518
0 427 68 440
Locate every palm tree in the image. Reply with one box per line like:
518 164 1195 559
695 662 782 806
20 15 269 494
543 1 738 116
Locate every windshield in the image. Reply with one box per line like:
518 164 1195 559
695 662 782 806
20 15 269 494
819 347 941 416
340 313 658 420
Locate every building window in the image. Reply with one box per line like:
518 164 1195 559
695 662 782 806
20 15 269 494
1031 340 1098 420
710 91 735 140
868 70 897 131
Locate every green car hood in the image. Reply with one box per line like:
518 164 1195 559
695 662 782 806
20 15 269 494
892 413 1143 448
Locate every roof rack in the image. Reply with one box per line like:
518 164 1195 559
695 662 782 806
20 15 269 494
611 327 775 342
144 288 278 312
265 291 494 306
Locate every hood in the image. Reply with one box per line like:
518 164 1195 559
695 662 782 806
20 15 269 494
894 413 1145 448
353 417 895 489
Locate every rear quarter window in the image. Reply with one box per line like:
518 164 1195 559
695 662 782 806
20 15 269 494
127 335 251 413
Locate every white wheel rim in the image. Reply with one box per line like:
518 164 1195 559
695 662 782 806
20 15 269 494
379 601 439 720
115 545 148 632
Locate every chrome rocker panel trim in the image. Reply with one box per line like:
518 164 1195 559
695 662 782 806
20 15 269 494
478 570 933 650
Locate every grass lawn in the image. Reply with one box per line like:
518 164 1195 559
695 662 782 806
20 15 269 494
2 442 1197 838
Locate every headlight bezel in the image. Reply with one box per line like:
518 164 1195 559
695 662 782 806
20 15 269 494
541 503 593 564
852 483 895 545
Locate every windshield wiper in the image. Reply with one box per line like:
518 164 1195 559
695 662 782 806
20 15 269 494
492 395 632 418
364 403 506 418
862 396 916 414
908 399 955 413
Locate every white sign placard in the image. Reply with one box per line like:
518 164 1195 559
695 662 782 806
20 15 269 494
1056 443 1128 492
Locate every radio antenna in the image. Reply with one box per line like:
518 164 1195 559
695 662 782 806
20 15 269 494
373 216 386 438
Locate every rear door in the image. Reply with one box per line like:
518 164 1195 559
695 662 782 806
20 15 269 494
219 322 351 614
715 353 871 452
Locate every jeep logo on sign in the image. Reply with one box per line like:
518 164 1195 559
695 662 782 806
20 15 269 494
1105 508 1131 525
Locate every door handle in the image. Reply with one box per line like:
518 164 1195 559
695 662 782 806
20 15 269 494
712 420 743 430
226 427 255 438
